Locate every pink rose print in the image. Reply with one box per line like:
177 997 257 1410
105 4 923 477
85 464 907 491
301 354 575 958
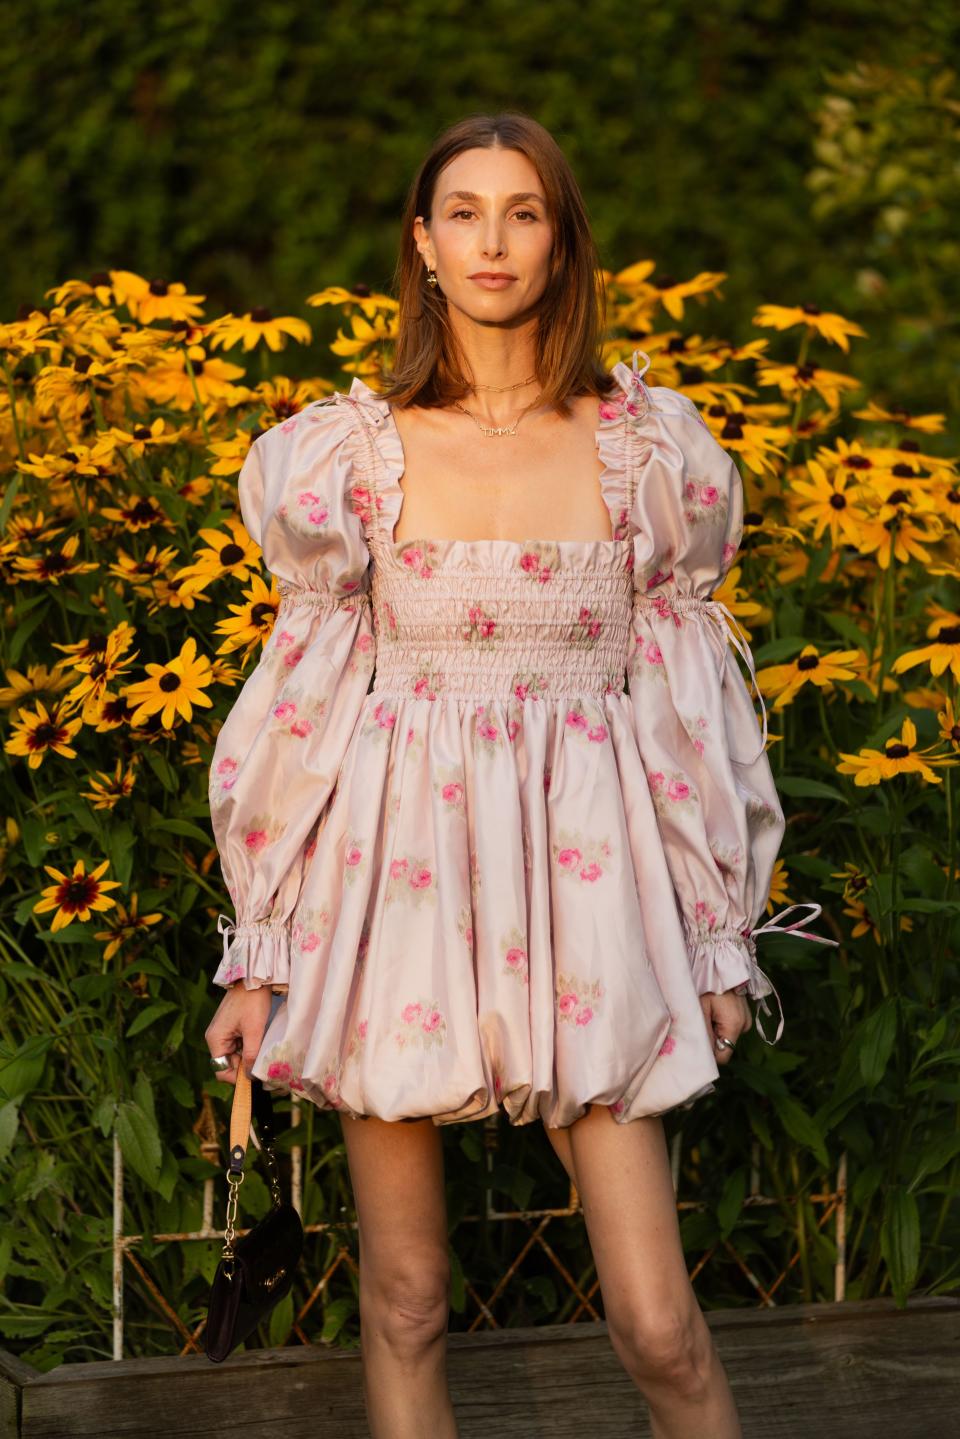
700 485 719 507
667 777 691 802
261 1041 307 1094
598 396 624 421
556 971 604 1027
216 756 238 777
385 854 436 906
244 828 268 854
658 1033 677 1056
279 415 299 433
609 1097 626 1117
296 491 331 528
358 1019 368 1039
345 843 363 867
501 928 530 985
553 829 613 882
273 629 298 650
395 997 447 1050
273 700 297 722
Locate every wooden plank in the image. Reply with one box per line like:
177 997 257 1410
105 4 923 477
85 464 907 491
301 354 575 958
3 1297 959 1438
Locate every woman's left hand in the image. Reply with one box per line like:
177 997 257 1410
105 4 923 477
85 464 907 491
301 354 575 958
699 988 753 1065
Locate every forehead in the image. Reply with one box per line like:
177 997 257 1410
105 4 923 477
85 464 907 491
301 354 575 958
435 146 545 202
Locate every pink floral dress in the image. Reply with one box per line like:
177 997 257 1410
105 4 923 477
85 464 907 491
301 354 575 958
209 351 788 1126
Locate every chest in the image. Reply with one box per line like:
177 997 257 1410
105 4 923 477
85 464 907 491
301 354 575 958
389 398 615 546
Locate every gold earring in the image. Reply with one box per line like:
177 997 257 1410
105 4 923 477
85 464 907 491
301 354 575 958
426 268 438 286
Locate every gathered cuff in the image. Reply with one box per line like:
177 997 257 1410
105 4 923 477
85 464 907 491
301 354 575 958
213 913 291 990
683 922 784 1045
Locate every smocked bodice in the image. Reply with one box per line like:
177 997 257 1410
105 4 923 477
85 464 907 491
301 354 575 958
368 537 634 700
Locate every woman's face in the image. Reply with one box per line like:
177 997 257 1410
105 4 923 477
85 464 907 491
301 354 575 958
415 146 554 327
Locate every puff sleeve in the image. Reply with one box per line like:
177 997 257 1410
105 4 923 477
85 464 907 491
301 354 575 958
208 403 376 990
626 383 789 1039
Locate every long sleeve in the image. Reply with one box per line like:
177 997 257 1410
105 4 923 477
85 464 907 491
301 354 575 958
625 383 788 1040
208 403 376 990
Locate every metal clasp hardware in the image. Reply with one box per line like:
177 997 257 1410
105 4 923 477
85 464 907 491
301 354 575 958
220 1168 245 1281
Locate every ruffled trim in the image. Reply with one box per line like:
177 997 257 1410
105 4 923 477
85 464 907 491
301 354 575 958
213 914 291 990
350 371 637 551
597 367 635 541
345 377 406 547
683 922 785 1045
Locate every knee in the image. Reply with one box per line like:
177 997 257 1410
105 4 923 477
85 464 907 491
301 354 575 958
361 1256 451 1352
608 1302 715 1399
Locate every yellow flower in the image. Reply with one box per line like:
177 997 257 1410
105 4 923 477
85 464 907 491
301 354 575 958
208 310 312 354
755 358 862 410
854 510 943 569
93 894 164 960
212 573 283 658
49 623 140 724
109 270 206 324
757 644 865 709
890 607 960 683
123 637 214 728
305 284 398 321
789 460 875 547
752 303 868 352
836 716 955 786
79 758 139 810
11 533 99 586
4 699 83 769
842 895 913 946
34 858 122 932
0 662 75 715
937 695 960 752
612 264 727 321
176 516 262 596
850 399 948 435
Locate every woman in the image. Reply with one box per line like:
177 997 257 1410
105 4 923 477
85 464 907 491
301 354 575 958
205 112 794 1439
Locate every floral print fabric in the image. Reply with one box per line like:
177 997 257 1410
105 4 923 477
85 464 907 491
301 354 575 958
208 355 786 1127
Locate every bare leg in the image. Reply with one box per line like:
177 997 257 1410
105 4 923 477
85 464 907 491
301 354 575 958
544 1107 741 1439
339 1113 459 1439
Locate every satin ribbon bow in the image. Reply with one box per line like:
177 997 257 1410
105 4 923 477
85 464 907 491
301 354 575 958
744 901 839 1045
700 599 770 765
216 912 237 962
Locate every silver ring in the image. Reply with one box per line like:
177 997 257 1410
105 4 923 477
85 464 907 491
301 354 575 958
210 1054 232 1072
715 1037 736 1052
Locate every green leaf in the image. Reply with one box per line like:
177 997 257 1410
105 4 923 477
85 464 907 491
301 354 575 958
448 1242 466 1314
0 1100 20 1162
320 1294 355 1345
0 1037 53 1102
717 1166 748 1239
906 1132 960 1192
880 1186 920 1306
151 817 212 844
266 1290 294 1348
116 1100 162 1188
140 748 179 794
92 1096 117 1138
776 776 847 802
859 998 898 1088
773 1095 829 1168
125 1000 179 1037
822 611 872 650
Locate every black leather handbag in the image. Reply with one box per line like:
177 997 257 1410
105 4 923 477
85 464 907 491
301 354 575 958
204 1064 304 1363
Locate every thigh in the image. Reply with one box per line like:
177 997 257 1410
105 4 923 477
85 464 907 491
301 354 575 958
566 1105 692 1331
339 1114 450 1291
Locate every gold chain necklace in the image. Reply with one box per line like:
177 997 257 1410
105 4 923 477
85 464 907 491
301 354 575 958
452 390 544 437
472 374 537 391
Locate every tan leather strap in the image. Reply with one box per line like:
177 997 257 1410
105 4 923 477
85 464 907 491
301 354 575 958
227 1064 253 1173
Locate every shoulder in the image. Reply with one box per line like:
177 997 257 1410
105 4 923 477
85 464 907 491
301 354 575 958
239 396 368 549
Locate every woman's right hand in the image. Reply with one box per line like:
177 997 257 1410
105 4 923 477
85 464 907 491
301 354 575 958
204 983 274 1087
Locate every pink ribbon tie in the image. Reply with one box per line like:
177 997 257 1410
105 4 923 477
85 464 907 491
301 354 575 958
745 902 839 1045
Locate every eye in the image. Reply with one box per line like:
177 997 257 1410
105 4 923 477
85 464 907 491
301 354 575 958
449 208 540 221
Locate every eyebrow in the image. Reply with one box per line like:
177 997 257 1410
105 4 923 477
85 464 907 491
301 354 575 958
440 190 546 206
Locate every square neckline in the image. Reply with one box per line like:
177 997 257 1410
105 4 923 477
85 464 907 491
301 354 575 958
377 382 631 557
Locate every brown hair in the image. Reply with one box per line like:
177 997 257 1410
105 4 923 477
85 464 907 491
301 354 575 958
378 111 613 417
